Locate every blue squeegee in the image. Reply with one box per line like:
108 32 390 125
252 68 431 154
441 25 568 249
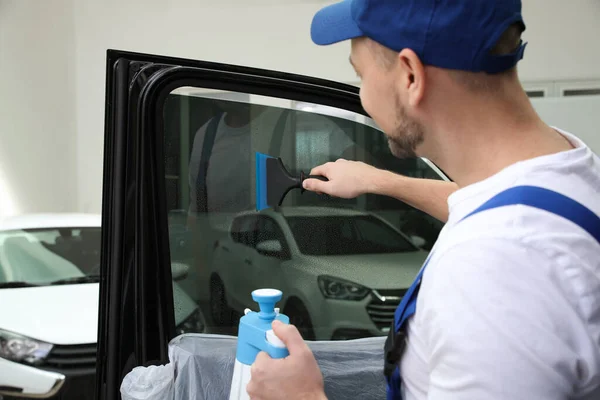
255 152 328 211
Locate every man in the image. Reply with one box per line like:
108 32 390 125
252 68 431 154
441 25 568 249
246 0 600 399
187 101 259 223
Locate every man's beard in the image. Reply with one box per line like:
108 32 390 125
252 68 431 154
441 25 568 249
386 100 425 159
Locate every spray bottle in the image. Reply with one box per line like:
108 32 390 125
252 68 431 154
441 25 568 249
229 288 290 400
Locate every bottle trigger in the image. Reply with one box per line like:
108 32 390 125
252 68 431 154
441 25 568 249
266 329 286 348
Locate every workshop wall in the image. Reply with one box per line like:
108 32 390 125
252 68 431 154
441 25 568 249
72 0 600 214
1 0 598 216
0 0 78 218
532 96 600 154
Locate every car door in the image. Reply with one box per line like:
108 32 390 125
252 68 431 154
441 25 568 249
96 49 450 400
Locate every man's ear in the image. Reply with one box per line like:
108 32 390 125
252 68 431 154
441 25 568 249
397 49 426 107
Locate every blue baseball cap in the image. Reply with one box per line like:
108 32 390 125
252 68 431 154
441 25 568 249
311 0 527 74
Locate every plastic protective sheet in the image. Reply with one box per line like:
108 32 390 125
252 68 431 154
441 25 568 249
121 333 387 400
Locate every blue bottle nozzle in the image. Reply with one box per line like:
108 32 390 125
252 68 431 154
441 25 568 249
251 288 282 320
235 288 289 366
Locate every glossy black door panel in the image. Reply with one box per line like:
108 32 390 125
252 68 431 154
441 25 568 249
97 49 449 400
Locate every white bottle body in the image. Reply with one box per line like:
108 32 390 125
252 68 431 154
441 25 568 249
229 329 286 400
229 360 252 400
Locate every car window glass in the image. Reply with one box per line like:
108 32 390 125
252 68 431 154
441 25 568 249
353 217 416 250
230 217 244 244
0 228 101 284
339 219 356 241
285 216 414 256
255 216 289 259
257 217 283 243
244 216 259 249
163 88 446 340
231 216 253 246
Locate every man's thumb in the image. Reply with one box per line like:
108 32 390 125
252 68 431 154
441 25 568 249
303 178 328 193
272 320 308 354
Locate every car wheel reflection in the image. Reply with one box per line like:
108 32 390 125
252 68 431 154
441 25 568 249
209 275 234 327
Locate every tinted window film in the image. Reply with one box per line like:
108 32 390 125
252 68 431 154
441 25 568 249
353 217 416 251
286 216 415 256
163 88 445 340
257 217 284 244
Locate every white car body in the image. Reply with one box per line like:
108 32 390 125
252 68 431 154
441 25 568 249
210 206 429 341
0 213 201 399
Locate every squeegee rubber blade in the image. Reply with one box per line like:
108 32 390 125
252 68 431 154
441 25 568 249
255 152 270 211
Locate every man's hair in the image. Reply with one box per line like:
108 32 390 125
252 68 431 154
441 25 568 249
368 23 525 92
449 23 524 91
489 23 524 56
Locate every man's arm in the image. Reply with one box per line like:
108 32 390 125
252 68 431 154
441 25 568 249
302 159 458 222
370 170 458 222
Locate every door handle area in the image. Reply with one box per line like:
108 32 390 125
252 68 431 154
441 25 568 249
222 246 230 252
245 258 252 265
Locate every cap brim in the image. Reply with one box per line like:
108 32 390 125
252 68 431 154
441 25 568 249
310 0 364 46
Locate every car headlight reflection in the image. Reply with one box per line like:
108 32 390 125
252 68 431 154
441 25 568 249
175 308 206 335
318 276 369 301
0 329 53 365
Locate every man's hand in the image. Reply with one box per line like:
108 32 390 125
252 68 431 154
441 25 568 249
302 159 383 198
246 320 327 400
303 158 457 222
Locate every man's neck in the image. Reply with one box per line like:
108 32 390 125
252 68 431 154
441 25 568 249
423 94 574 188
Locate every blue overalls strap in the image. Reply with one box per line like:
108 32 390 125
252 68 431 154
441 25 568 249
195 113 223 213
196 110 291 212
385 185 600 400
460 185 600 241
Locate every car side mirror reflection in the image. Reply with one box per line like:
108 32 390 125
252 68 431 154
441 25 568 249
171 262 190 281
410 235 427 249
256 240 283 256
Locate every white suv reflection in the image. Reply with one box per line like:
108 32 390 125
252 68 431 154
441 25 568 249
209 207 428 341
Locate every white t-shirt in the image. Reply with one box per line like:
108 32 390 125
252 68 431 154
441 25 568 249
400 129 600 400
187 108 353 226
188 113 253 215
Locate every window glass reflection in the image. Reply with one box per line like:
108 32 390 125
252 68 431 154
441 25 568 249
163 88 446 340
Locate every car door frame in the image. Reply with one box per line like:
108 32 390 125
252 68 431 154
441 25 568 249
97 48 449 400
